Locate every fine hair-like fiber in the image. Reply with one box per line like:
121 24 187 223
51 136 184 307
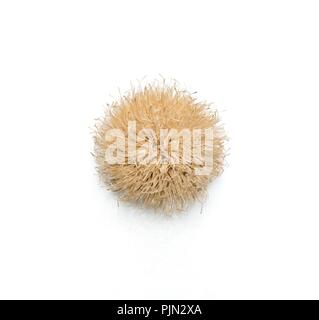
94 80 226 213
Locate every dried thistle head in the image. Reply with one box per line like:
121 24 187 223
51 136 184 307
94 81 226 213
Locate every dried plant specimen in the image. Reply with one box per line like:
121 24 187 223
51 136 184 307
94 81 226 213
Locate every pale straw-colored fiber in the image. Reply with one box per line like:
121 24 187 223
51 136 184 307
94 81 226 213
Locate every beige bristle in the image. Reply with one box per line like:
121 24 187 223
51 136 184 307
94 81 226 213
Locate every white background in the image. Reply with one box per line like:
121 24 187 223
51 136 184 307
0 0 319 299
